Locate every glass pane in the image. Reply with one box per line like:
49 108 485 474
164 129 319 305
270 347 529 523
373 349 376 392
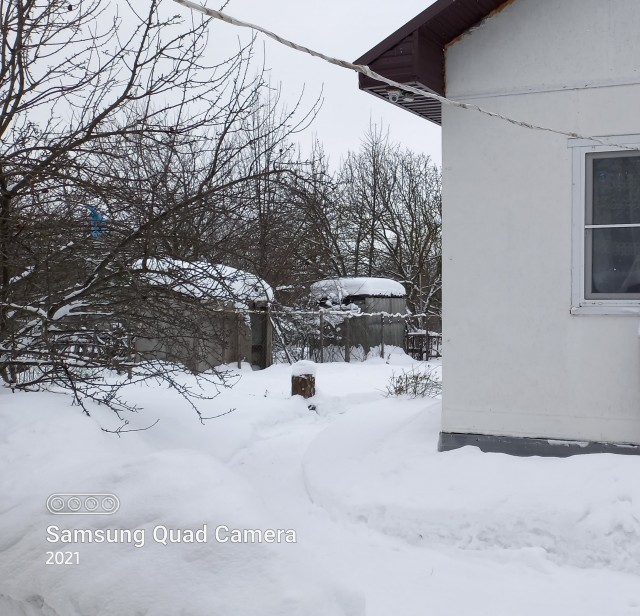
588 227 640 295
592 155 640 225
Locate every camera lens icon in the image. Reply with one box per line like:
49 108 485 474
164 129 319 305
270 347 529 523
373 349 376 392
101 497 118 513
48 496 65 513
46 494 120 515
68 497 82 512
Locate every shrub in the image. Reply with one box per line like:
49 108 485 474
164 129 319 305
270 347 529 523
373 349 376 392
385 367 441 398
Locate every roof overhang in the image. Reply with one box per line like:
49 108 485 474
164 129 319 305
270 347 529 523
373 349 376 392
355 0 513 125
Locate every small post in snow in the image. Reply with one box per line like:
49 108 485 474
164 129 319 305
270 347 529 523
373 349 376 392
127 333 134 380
237 312 242 369
380 314 385 359
291 361 316 399
319 311 324 364
344 315 350 363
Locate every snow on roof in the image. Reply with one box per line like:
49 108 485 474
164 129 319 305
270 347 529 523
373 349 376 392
310 277 406 301
134 258 274 304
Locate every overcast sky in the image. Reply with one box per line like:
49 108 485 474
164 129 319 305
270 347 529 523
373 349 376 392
187 0 441 167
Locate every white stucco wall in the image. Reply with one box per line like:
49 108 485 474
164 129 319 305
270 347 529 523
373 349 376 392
441 0 640 444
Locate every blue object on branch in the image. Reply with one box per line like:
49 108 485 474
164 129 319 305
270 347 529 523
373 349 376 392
86 205 105 238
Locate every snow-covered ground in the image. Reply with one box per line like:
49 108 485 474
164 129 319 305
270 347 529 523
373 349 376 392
2 355 640 615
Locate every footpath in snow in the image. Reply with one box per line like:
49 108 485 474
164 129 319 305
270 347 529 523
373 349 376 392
1 356 640 615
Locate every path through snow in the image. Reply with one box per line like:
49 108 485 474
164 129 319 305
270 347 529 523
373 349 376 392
1 359 640 614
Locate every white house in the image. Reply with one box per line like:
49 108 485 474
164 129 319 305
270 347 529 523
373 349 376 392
357 0 640 455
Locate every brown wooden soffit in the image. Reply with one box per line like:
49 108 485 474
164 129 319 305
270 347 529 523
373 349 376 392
355 0 511 125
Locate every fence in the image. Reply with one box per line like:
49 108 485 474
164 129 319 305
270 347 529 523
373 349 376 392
404 329 443 361
5 308 442 388
4 321 135 388
270 309 442 364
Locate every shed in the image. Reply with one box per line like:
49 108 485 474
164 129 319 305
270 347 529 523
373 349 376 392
310 277 407 356
134 259 273 371
357 0 640 455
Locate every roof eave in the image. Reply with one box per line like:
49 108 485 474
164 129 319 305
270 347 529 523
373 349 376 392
355 0 513 125
354 1 455 67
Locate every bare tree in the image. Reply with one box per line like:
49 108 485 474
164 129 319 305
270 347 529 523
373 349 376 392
0 0 314 415
296 142 350 282
322 126 441 314
373 149 442 315
337 125 397 278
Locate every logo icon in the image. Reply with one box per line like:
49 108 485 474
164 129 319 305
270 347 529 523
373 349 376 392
46 494 120 515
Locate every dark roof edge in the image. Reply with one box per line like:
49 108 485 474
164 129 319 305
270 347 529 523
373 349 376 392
355 1 454 66
354 0 514 124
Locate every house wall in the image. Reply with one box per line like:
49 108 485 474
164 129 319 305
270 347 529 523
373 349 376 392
441 0 640 445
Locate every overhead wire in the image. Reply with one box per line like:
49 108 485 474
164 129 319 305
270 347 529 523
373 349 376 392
173 0 640 152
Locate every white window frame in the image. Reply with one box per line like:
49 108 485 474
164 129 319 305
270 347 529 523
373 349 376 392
570 135 640 315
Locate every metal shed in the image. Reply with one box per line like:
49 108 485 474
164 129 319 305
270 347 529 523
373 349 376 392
310 277 407 358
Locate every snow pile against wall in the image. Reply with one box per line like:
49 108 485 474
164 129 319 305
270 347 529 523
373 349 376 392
134 258 274 306
310 277 406 304
302 401 640 575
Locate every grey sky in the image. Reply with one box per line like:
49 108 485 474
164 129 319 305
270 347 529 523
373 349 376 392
193 0 441 166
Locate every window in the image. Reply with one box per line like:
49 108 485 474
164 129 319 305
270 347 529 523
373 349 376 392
571 136 640 314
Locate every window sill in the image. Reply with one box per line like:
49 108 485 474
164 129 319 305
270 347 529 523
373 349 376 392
571 303 640 316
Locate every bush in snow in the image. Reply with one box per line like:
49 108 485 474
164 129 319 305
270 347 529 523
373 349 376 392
384 367 441 399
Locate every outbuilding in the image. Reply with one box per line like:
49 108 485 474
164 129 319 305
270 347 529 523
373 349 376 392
310 277 408 358
357 0 640 455
134 259 273 371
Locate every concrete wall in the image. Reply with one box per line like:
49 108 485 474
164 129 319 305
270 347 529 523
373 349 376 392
442 0 640 444
135 306 252 373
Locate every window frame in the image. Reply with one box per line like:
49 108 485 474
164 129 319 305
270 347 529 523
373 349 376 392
570 135 640 315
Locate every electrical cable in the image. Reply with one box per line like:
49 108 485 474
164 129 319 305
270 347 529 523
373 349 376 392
173 0 640 151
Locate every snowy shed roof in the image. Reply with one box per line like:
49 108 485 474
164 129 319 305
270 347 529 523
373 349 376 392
134 258 274 305
310 277 406 302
